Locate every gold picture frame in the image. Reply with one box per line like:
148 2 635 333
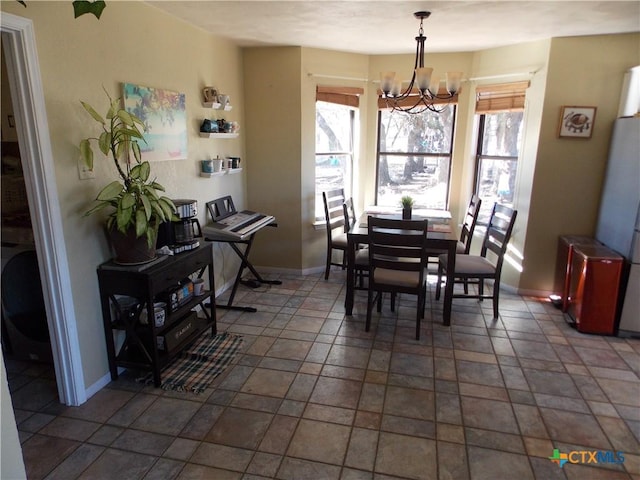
557 106 597 139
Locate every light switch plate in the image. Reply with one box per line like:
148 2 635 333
78 162 95 180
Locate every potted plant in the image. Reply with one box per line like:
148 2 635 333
401 195 414 219
79 91 177 264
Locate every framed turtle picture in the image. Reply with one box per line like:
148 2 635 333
558 106 597 139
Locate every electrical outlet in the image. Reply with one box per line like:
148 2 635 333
78 162 95 180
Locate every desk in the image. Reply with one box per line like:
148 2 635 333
97 244 216 387
345 212 458 326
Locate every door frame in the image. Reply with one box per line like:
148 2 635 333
1 13 85 405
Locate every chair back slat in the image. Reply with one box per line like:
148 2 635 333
459 195 482 253
368 217 429 273
323 188 346 233
481 203 517 261
342 198 357 232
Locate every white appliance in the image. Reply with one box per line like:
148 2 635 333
595 116 640 336
619 213 640 334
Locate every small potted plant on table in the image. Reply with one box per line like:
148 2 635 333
80 91 177 264
401 195 414 219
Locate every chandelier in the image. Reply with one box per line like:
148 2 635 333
380 11 463 114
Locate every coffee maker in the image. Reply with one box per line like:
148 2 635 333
157 199 202 254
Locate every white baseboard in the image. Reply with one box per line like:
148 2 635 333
250 265 326 276
84 366 126 399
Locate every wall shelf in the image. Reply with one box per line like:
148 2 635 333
199 171 225 178
199 132 239 139
199 168 242 177
202 102 233 111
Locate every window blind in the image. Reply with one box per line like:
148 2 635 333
316 86 363 108
475 81 530 113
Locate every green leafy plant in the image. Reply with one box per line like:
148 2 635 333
18 0 107 19
79 91 176 247
400 195 415 209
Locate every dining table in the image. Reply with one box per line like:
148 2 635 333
344 208 458 326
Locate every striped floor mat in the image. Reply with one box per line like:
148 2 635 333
141 331 243 393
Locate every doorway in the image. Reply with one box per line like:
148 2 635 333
1 13 85 406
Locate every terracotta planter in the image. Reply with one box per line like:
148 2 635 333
108 225 158 265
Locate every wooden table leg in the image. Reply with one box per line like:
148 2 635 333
443 243 456 326
345 237 355 315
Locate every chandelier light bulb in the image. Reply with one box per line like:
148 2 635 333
380 72 396 95
415 67 433 93
446 71 463 95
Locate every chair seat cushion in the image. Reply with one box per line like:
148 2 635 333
439 254 496 275
374 267 420 288
332 233 348 249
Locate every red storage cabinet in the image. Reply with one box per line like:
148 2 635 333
567 245 623 335
553 235 602 312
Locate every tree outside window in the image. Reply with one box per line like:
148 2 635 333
475 111 523 223
376 106 455 210
315 101 355 219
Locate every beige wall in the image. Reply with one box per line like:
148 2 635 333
464 40 552 289
301 48 370 271
243 47 303 268
522 33 640 293
1 1 246 388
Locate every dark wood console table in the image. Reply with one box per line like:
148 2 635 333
97 243 216 386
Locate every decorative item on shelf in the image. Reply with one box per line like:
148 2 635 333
201 156 224 175
228 157 241 169
140 302 166 327
201 159 213 173
217 94 230 108
203 86 218 103
379 11 463 115
212 156 224 172
193 278 205 296
200 119 218 133
79 90 178 265
401 195 414 219
217 119 234 133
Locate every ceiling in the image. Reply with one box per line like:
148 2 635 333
146 1 640 55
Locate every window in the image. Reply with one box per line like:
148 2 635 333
315 100 357 220
474 82 529 223
376 106 456 210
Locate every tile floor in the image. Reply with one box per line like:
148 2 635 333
5 270 640 480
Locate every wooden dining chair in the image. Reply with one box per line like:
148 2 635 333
343 198 369 288
366 216 429 340
322 188 348 280
435 203 517 319
427 195 482 276
343 197 358 231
